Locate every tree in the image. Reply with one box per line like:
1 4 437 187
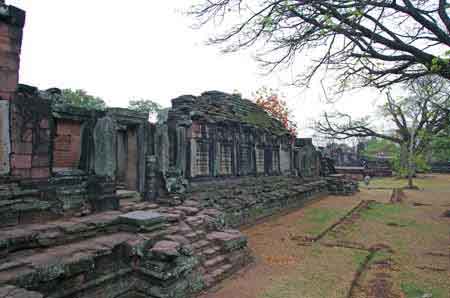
191 0 450 90
59 89 106 110
315 76 450 187
429 127 450 162
362 138 397 160
253 87 297 137
128 99 162 116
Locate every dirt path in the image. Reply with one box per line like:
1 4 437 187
198 175 450 298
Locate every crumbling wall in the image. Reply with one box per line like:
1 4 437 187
0 3 25 176
0 3 24 101
10 94 51 178
53 119 82 170
189 176 328 227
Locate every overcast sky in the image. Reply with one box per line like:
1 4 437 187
8 0 385 138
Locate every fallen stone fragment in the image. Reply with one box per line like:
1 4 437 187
118 211 166 227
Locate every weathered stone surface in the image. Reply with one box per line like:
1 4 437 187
119 210 166 227
151 240 181 259
0 285 43 298
93 116 117 178
0 101 10 175
207 230 247 252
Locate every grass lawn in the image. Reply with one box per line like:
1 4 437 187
360 173 450 190
199 175 450 298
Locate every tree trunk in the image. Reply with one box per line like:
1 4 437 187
399 144 409 177
407 142 414 189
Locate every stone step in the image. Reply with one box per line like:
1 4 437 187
0 232 141 287
192 239 211 251
117 190 142 202
204 255 226 270
0 209 170 258
204 263 233 288
185 230 206 242
202 246 222 259
0 211 123 258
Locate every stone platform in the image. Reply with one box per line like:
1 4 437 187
0 198 250 298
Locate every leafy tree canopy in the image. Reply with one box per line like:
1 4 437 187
253 86 298 137
128 99 162 116
191 0 450 91
59 89 107 110
362 138 398 159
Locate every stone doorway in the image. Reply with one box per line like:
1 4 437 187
117 126 138 191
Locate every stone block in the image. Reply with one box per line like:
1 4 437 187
0 68 18 92
10 153 31 169
0 100 10 175
31 167 49 179
94 117 117 178
119 210 166 227
151 240 181 259
0 285 43 298
207 230 247 252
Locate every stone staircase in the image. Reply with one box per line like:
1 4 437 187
0 196 250 298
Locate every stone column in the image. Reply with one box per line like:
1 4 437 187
0 3 25 176
93 116 117 178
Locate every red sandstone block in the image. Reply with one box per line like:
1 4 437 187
11 168 31 178
0 35 12 52
0 23 9 37
0 52 19 70
0 69 18 92
11 153 32 169
57 121 81 135
0 91 12 100
31 167 50 179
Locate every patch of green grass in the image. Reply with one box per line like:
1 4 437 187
352 250 368 267
304 208 344 224
369 250 392 265
361 176 450 190
301 208 347 236
401 282 446 298
359 202 406 221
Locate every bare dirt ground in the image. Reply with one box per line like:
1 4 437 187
198 174 450 298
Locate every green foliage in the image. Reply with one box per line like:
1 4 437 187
60 89 106 110
128 99 162 115
391 151 430 176
430 130 450 162
362 138 397 159
401 282 445 298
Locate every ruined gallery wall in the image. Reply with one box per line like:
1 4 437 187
164 92 313 182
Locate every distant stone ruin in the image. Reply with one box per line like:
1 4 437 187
0 3 357 298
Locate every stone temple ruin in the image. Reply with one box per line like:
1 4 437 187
0 3 357 298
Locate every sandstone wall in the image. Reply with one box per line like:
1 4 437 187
53 119 82 170
189 176 328 228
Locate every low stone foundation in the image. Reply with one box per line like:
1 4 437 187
189 176 328 228
0 175 341 298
